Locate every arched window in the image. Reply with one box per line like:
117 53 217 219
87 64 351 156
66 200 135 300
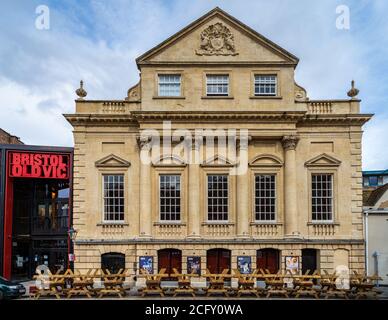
101 252 125 274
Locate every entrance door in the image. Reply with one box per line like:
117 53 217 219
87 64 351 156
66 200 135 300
206 249 231 274
101 253 125 274
158 249 182 279
302 249 318 274
256 249 280 274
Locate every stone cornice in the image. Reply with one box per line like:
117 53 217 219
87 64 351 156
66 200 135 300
130 111 306 121
64 112 373 126
301 114 373 125
75 238 364 245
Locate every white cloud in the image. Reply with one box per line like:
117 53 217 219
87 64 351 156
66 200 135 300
0 0 387 169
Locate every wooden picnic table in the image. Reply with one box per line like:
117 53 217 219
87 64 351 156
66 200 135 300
203 269 232 297
350 272 382 299
138 268 169 297
91 268 128 298
233 269 259 297
291 271 321 299
171 268 198 297
259 271 289 298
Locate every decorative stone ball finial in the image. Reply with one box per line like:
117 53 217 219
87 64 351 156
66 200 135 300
347 80 359 99
75 80 87 100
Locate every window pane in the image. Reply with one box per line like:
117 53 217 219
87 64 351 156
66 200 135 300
159 175 181 221
206 75 229 96
103 175 124 221
311 174 333 221
158 74 181 96
254 75 277 96
255 175 276 221
207 175 228 220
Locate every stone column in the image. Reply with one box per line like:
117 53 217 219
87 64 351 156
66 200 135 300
236 136 250 238
139 136 152 238
187 140 201 238
282 135 300 238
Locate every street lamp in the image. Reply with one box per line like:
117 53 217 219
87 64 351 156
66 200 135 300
68 227 78 241
67 227 78 270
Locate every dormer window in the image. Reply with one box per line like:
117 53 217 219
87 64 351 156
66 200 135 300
206 75 229 96
158 74 181 97
254 75 277 96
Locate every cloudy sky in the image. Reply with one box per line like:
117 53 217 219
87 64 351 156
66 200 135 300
0 0 386 170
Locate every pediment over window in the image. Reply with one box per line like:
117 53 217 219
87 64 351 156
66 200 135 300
249 154 283 167
95 154 131 168
305 153 341 167
152 154 187 167
201 154 236 167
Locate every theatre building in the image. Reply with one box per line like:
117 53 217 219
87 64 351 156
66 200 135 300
65 8 372 278
0 144 73 280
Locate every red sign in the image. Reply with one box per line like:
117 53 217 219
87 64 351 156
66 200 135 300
8 151 70 179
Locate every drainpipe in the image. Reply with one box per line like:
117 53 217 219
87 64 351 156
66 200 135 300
372 251 380 287
364 210 369 275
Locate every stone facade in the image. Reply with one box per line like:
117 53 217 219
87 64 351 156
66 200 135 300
0 128 23 145
65 8 372 279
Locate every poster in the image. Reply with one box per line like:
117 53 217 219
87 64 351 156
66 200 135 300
139 256 153 274
187 256 201 275
237 256 252 274
285 256 299 275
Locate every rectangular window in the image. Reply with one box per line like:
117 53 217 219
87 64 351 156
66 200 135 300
255 175 276 221
160 175 181 221
206 75 229 96
103 175 124 222
158 74 181 96
254 75 277 96
207 175 228 221
312 174 333 221
368 176 378 187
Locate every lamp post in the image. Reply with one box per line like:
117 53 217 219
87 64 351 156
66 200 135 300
67 227 78 270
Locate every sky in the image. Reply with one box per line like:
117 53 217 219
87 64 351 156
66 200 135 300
0 0 387 170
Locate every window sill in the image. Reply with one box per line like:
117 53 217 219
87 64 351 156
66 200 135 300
250 222 282 225
202 222 234 225
153 96 186 99
154 222 186 226
97 222 129 226
250 95 282 99
307 222 339 226
201 96 234 99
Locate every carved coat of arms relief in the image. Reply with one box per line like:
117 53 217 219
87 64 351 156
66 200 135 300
196 22 238 56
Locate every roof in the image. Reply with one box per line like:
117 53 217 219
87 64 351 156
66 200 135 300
136 7 299 67
363 170 388 176
364 183 388 207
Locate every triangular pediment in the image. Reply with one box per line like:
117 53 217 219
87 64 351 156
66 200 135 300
136 7 298 65
201 154 235 167
305 153 341 167
249 154 283 167
95 154 131 168
152 154 186 167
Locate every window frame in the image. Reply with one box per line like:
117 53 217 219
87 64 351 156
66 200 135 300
152 166 187 225
254 74 277 96
205 73 230 97
158 174 182 222
206 173 230 222
157 74 182 97
254 174 277 222
250 70 281 99
102 174 125 223
309 172 335 223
